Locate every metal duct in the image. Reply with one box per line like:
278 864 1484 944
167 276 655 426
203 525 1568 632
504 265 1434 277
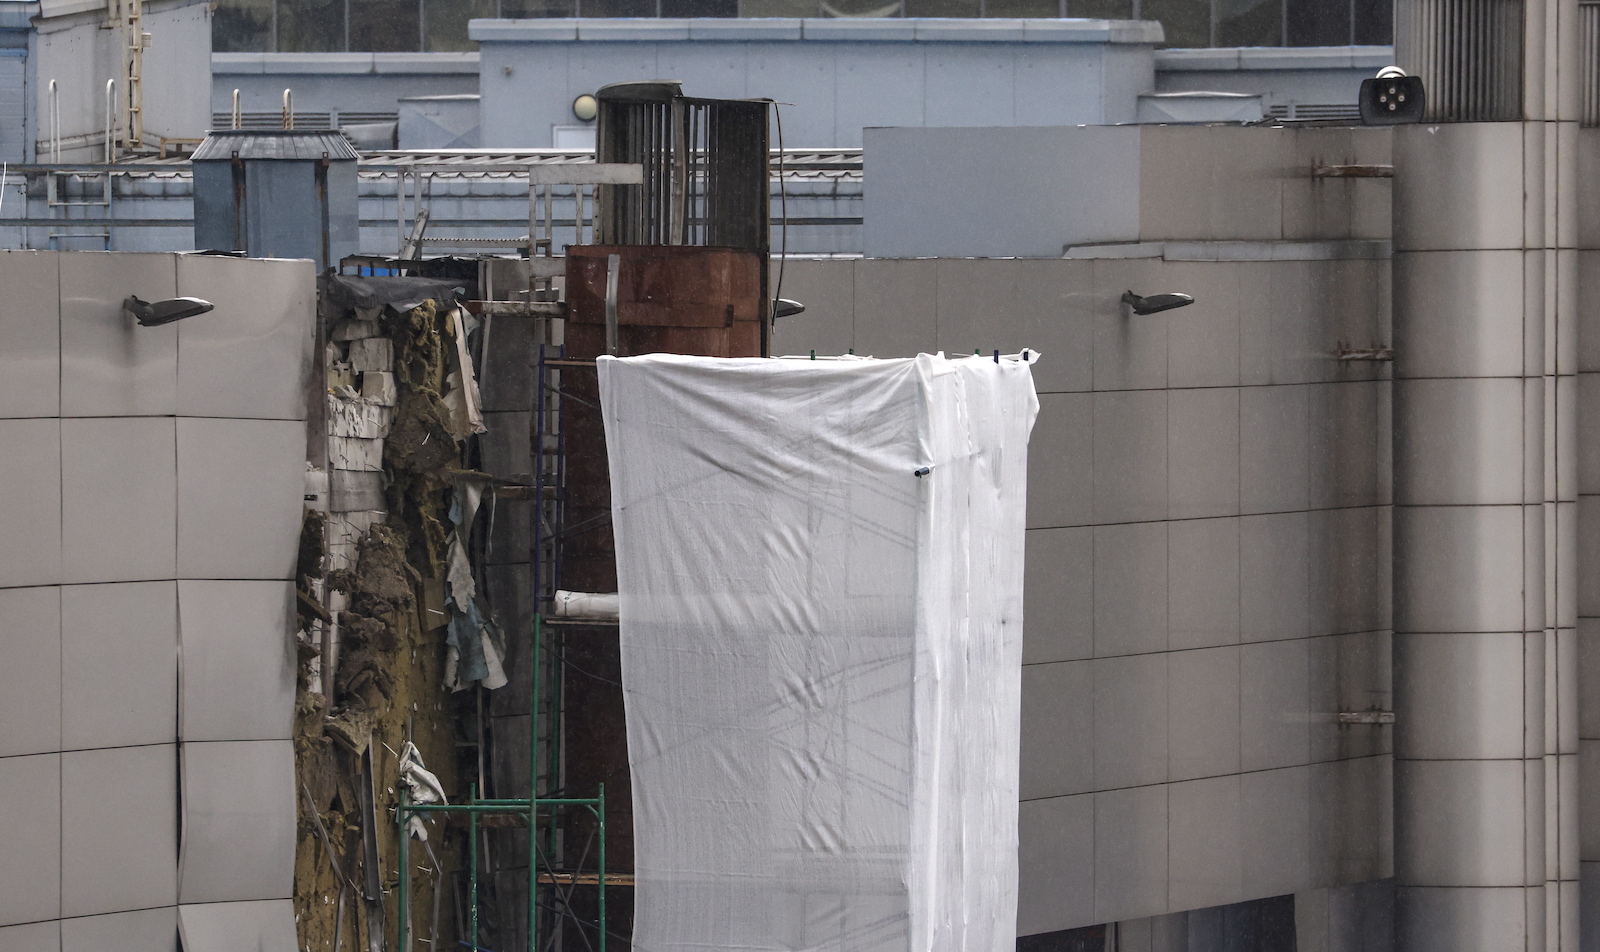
1583 2 1600 126
1395 0 1524 121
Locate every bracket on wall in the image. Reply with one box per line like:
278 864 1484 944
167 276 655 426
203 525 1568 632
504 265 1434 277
1312 165 1395 178
1334 343 1394 361
1337 711 1396 725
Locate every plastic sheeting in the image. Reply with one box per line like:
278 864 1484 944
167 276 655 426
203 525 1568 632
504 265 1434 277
599 353 1039 952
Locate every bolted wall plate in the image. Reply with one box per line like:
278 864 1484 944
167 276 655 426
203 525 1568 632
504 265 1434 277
1359 74 1426 125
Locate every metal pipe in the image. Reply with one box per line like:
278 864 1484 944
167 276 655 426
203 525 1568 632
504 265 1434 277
48 79 59 164
104 79 116 163
469 784 480 952
597 783 606 952
398 787 411 952
604 253 620 357
402 800 598 812
231 88 241 130
532 624 545 943
282 88 294 130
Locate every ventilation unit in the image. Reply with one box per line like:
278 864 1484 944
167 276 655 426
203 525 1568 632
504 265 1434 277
1395 0 1523 121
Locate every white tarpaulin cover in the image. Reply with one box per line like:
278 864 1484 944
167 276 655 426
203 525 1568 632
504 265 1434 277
599 352 1039 952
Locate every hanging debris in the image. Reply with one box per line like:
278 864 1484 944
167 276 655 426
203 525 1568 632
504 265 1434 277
295 276 507 952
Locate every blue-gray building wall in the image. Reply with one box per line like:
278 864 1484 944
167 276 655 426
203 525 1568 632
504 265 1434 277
470 18 1160 148
212 51 479 125
208 40 1393 151
1153 46 1393 119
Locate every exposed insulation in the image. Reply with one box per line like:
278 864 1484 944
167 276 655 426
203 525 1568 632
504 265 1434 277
295 293 495 952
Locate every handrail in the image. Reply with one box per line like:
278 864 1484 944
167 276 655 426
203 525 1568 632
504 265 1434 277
104 79 117 163
48 79 59 164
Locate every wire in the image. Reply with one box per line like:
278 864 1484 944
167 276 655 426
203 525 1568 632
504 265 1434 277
540 639 622 687
771 102 787 348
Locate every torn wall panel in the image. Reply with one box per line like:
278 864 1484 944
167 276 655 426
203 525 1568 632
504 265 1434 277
178 900 298 952
178 580 297 742
179 740 297 905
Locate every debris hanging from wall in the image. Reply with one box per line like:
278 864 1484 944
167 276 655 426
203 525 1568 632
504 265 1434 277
294 275 508 952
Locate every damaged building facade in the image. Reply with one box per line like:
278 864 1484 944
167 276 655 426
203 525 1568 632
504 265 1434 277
3 3 1600 952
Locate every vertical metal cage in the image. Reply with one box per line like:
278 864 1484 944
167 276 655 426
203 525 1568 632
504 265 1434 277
593 81 771 255
1395 0 1524 122
1583 1 1600 126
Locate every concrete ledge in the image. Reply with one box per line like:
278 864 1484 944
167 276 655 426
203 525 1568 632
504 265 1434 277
0 2 40 29
801 18 916 40
37 0 103 18
213 52 268 74
469 15 1164 43
913 18 1028 41
213 51 479 74
1102 20 1163 43
576 17 691 39
374 51 479 73
1155 44 1394 71
688 17 802 39
471 18 576 39
1065 239 1393 260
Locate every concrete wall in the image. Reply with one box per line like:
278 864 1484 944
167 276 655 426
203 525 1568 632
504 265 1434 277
1154 46 1393 118
866 124 1393 257
212 51 479 122
31 0 211 159
773 249 1394 935
772 126 1398 932
1575 126 1600 952
470 18 1160 149
207 42 1394 148
0 250 313 952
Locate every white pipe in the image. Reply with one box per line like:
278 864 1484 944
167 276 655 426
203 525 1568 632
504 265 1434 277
282 88 293 130
231 88 241 130
104 79 116 163
47 79 59 164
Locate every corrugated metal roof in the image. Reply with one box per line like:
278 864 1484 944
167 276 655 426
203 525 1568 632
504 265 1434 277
191 130 361 162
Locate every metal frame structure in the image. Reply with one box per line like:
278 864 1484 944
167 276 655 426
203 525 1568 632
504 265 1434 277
398 614 608 952
0 149 859 251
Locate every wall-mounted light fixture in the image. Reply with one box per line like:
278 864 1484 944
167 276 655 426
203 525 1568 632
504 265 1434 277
1121 290 1194 315
772 298 805 319
572 94 599 123
123 295 215 326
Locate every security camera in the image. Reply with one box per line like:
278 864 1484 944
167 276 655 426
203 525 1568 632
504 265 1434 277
1360 67 1426 125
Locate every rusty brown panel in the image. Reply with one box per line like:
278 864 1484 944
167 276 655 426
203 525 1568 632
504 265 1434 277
565 323 763 365
556 245 763 890
566 246 764 328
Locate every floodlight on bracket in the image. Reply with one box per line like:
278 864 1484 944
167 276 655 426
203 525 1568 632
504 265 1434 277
1360 66 1426 125
1121 290 1194 315
123 295 215 326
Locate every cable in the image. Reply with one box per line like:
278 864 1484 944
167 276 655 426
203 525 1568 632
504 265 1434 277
771 102 787 348
539 640 622 687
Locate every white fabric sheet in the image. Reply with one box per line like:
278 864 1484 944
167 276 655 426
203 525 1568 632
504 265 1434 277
599 353 1039 952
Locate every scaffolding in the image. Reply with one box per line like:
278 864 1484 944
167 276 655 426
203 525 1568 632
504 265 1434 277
397 614 608 952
